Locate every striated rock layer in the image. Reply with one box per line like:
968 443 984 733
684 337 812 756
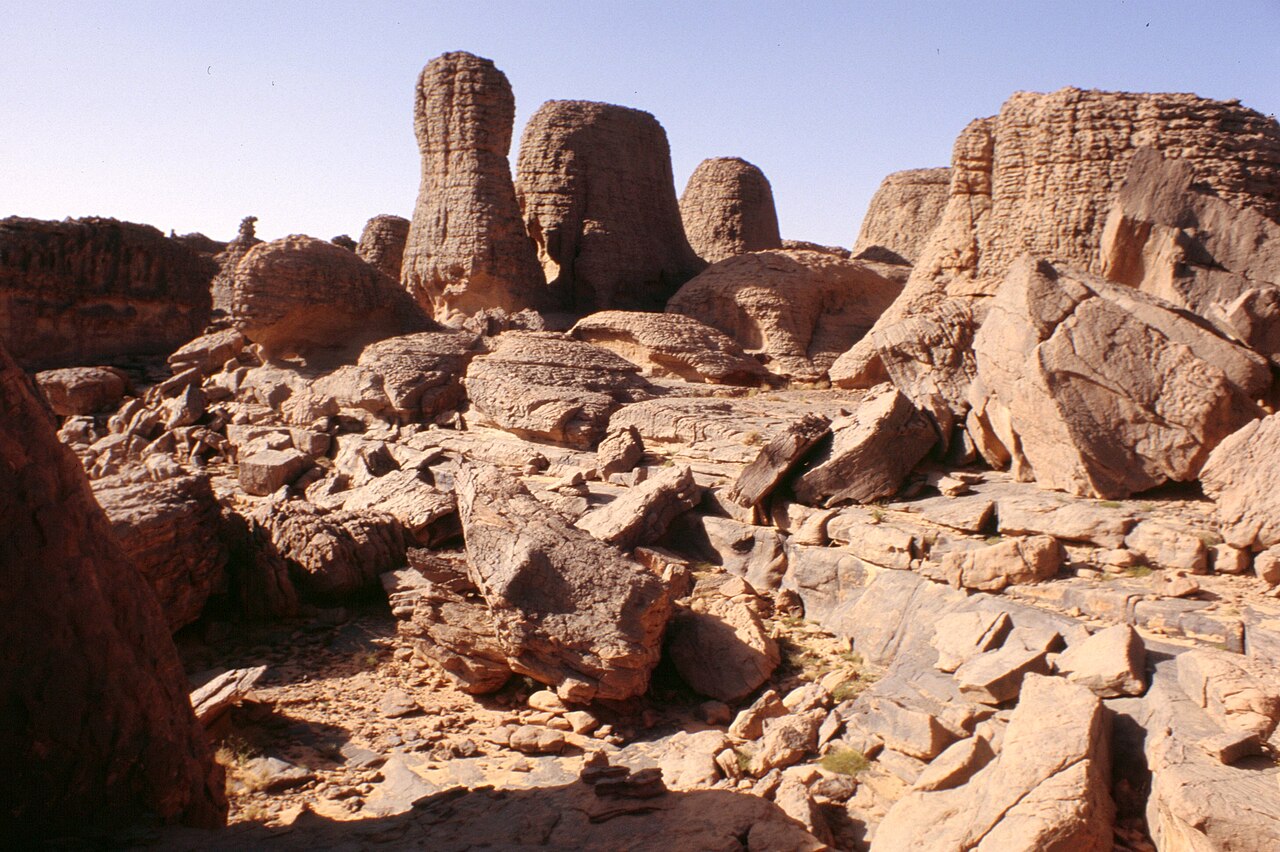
679 157 782 263
852 167 950 265
403 52 547 325
0 342 225 838
516 99 705 313
0 217 215 370
355 214 411 281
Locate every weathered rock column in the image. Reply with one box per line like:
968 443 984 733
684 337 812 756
403 51 547 325
356 213 411 280
679 156 782 263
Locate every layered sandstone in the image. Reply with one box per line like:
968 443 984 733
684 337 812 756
210 216 262 317
666 249 906 381
402 52 547 325
679 157 782 263
355 214 411 281
852 167 950 265
516 100 705 313
0 342 224 838
0 217 215 369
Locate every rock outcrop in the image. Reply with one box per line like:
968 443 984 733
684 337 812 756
226 235 428 359
569 310 771 385
0 342 224 838
252 502 406 600
0 217 215 369
678 157 782 263
355 214 411 281
516 99 704 313
852 167 950 265
402 52 547 325
666 249 906 381
968 258 1269 498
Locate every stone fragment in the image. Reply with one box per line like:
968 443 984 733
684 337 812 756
933 535 1062 592
570 310 770 385
167 329 246 376
852 167 951 266
0 342 225 836
969 257 1268 498
378 689 420 718
189 666 267 725
355 214 410 281
516 99 704 313
35 366 131 416
455 463 673 701
729 690 788 741
667 249 906 381
750 711 823 775
252 502 405 600
931 611 1011 673
876 675 1114 850
679 157 782 263
728 413 830 508
404 52 547 323
575 464 701 550
791 384 936 506
93 474 229 631
463 333 653 448
953 626 1058 705
596 425 643 478
666 592 780 703
1202 412 1280 550
1125 519 1210 573
911 735 995 793
509 725 566 755
1177 648 1280 740
336 469 456 548
1056 624 1146 698
238 447 310 496
353 330 476 422
773 776 834 847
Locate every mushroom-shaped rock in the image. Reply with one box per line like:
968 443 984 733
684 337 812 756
455 463 674 702
679 157 782 263
0 342 225 838
463 332 654 448
667 249 906 382
570 310 772 385
403 52 548 324
227 235 429 359
0 216 216 370
516 99 705 313
968 258 1269 498
355 214 411 281
852 167 950 265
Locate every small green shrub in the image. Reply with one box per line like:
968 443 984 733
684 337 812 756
821 747 871 776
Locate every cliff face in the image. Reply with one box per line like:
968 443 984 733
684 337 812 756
0 217 216 369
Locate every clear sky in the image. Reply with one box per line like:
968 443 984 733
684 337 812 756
4 1 1279 247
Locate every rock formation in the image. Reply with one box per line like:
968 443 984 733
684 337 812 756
1201 413 1280 551
226 235 429 359
515 99 705 312
666 249 906 381
0 342 224 838
355 214 411 281
0 217 216 369
679 157 782 263
852 167 950 265
210 216 262 317
402 52 547 325
35 365 132 416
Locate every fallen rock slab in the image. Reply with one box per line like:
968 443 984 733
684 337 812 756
575 464 701 550
189 666 268 725
1055 624 1146 698
1202 412 1280 551
665 592 779 703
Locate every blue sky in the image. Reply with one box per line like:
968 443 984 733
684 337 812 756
3 1 1278 246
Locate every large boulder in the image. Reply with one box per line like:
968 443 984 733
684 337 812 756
852 167 950 265
1202 413 1280 550
875 674 1114 850
678 156 782 263
0 343 224 838
666 249 906 382
226 235 428 359
569 310 771 385
463 332 653 448
354 330 477 422
0 217 215 370
455 463 674 702
516 99 704 313
402 52 548 324
968 258 1270 498
35 366 132 416
575 464 702 550
92 474 229 631
355 214 410 281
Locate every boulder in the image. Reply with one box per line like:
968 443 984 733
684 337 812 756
575 465 701 550
353 330 477 422
189 666 267 726
678 156 782 263
463 332 653 448
597 425 643 478
0 217 215 370
238 448 310 496
968 257 1269 498
875 675 1114 851
403 52 548 324
1202 413 1280 550
852 167 950 265
0 342 224 837
931 611 1012 673
665 590 780 703
666 249 906 381
251 502 406 600
1055 624 1146 698
355 214 410 281
455 463 674 702
334 468 456 547
1176 648 1280 740
515 99 704 313
791 384 936 506
931 535 1062 592
569 310 771 385
226 235 428 359
166 329 246 376
953 625 1058 705
35 366 131 416
92 474 228 631
728 413 830 508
